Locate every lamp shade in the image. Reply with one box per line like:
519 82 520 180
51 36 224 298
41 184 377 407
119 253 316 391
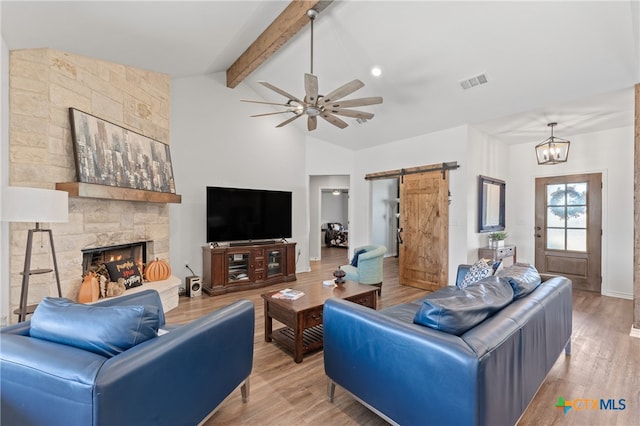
1 187 69 223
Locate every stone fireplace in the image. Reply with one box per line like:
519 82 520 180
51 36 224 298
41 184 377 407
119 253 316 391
7 48 174 322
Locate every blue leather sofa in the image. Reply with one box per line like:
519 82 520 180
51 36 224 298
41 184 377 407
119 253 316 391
324 264 572 426
1 289 254 426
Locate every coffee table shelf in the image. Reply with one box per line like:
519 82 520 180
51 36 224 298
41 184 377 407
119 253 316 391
262 281 377 363
272 325 324 354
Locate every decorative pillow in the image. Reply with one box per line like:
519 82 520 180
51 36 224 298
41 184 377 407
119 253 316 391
104 258 143 289
413 277 514 335
496 263 542 299
491 259 504 275
30 297 160 357
351 249 367 267
458 258 493 288
328 222 342 231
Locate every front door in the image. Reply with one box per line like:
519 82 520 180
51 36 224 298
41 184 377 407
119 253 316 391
534 173 602 292
399 170 449 290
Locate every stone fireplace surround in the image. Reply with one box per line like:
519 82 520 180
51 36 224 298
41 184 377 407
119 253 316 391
7 48 174 322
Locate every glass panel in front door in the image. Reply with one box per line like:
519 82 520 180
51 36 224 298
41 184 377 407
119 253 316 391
545 182 587 252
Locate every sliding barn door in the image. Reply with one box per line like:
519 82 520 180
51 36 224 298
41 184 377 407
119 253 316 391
399 170 449 290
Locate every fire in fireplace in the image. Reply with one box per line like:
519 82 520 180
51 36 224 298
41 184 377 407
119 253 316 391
82 241 148 277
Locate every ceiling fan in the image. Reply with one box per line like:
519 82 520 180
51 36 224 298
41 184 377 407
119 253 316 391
242 9 383 131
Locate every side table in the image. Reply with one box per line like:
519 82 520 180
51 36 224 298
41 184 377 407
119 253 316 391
478 245 517 266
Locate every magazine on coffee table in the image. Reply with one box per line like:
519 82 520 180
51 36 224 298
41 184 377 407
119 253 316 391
272 288 305 300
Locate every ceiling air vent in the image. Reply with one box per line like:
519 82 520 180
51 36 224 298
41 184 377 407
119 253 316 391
460 73 488 90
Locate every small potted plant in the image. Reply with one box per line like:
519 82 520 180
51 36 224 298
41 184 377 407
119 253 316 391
488 231 508 248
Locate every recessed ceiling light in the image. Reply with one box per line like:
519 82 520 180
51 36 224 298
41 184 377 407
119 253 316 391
371 66 382 77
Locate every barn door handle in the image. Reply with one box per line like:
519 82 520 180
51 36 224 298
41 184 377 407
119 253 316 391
397 228 403 244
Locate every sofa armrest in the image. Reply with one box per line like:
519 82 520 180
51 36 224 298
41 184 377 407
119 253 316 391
323 298 480 426
99 299 254 425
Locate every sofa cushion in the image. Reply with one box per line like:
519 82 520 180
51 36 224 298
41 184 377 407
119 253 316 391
30 297 160 357
458 258 493 289
414 276 514 335
496 263 542 299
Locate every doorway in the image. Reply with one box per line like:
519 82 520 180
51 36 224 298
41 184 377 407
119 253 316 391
308 175 350 261
534 173 602 292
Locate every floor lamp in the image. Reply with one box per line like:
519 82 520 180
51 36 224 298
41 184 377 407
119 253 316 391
1 187 69 321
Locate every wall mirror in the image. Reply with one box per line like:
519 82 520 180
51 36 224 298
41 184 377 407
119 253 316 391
478 175 505 232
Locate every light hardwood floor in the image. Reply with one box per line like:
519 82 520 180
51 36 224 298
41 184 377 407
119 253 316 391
166 248 639 425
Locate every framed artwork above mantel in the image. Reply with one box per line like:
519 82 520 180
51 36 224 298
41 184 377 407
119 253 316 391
69 108 176 194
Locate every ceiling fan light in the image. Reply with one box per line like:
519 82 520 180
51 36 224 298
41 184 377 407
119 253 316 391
371 66 382 77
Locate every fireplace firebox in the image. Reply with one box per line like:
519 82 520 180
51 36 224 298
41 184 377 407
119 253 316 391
82 241 148 277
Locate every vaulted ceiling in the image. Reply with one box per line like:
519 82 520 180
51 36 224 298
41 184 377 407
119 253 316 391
2 1 638 149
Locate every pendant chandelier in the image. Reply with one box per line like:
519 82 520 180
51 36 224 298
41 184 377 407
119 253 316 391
535 122 570 165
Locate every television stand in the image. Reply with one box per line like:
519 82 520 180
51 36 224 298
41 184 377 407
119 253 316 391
202 241 296 295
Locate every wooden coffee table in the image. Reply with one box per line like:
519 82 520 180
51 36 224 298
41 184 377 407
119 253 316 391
262 280 377 363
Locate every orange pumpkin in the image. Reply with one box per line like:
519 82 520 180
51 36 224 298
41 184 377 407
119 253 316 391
78 272 100 303
145 258 171 281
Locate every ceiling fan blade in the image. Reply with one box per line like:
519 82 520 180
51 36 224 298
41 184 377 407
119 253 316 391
276 113 303 128
241 99 296 107
304 73 319 105
326 108 375 120
320 112 349 129
308 115 317 131
321 79 365 103
258 81 304 104
323 96 383 109
250 110 297 118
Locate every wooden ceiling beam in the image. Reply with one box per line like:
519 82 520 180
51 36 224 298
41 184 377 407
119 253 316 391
226 0 333 88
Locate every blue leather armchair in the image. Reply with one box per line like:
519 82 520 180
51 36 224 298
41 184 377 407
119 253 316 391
1 290 254 426
340 245 386 295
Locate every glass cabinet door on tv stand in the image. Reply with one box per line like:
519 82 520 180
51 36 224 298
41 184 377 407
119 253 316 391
228 252 250 282
267 249 283 278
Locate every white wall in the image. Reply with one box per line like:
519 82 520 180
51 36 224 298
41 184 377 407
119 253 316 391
321 191 348 227
507 125 634 299
1 35 9 325
169 72 308 285
467 126 509 251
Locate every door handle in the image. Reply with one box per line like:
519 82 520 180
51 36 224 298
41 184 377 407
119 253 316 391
397 227 403 244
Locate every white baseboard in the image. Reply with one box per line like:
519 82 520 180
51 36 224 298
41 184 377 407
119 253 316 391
601 290 633 300
630 326 640 339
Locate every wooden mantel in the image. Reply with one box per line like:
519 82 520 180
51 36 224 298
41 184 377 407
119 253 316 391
56 182 182 204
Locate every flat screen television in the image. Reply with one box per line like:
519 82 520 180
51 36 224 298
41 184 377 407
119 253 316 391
206 186 292 243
